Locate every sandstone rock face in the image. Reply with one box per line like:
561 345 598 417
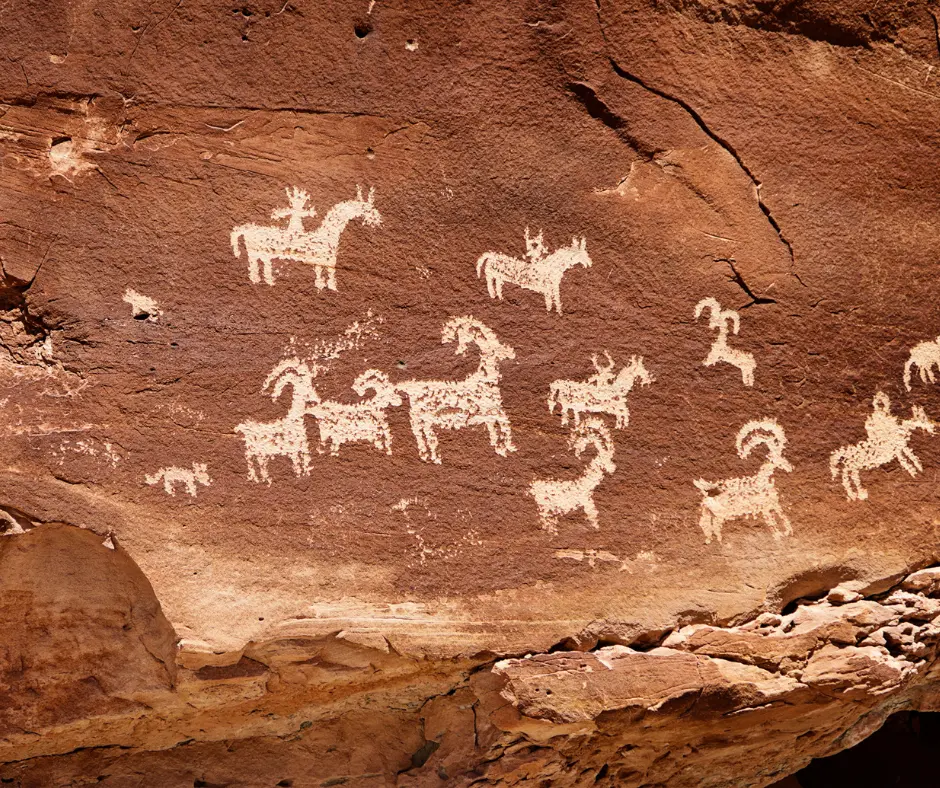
3 0 940 785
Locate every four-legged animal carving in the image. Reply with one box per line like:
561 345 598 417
548 352 653 429
830 392 935 501
695 297 755 386
694 420 793 543
231 185 381 289
396 317 516 463
476 228 591 314
307 369 402 456
145 462 211 497
904 336 940 391
530 417 615 535
235 358 318 483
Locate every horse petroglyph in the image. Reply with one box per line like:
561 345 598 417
695 297 756 386
145 463 211 497
476 228 591 314
904 337 940 391
548 351 653 429
830 392 935 501
694 420 792 543
306 369 402 456
231 185 381 289
235 358 318 483
530 417 616 535
395 316 516 464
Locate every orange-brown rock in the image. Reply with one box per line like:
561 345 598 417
4 0 940 785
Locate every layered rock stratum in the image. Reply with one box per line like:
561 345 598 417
3 0 940 785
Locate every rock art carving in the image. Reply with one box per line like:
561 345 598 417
235 358 318 482
548 351 653 429
475 228 591 314
694 420 793 543
145 463 211 497
306 369 402 456
830 392 935 501
122 289 162 321
530 417 615 535
904 336 940 391
231 185 381 289
694 297 756 386
395 316 515 464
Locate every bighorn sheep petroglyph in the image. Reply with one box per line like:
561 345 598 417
396 316 516 464
904 336 940 391
830 392 935 501
234 358 318 483
231 185 381 289
548 351 653 429
694 297 755 386
530 417 616 535
694 420 793 543
476 228 591 314
145 462 211 497
306 369 402 456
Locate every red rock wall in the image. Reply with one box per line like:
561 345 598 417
3 0 940 785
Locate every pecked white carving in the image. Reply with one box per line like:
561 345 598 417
530 417 616 535
306 369 402 456
395 316 516 464
694 297 755 386
235 358 318 483
145 462 211 497
548 351 653 429
904 336 940 391
231 185 381 289
694 420 792 543
476 228 591 314
830 392 935 501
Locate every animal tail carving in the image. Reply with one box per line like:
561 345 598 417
476 253 491 278
231 228 243 258
904 357 915 392
829 448 846 479
694 478 718 494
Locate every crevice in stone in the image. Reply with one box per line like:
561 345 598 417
604 55 799 280
719 257 777 307
566 81 657 158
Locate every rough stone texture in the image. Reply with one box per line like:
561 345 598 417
3 0 940 785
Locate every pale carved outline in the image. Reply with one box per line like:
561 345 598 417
548 351 653 429
395 316 516 464
476 228 591 314
830 392 935 501
695 297 756 386
694 420 792 543
231 185 381 289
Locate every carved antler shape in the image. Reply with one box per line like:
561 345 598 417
524 226 547 260
271 187 316 220
590 351 616 377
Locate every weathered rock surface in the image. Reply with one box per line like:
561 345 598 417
3 0 940 785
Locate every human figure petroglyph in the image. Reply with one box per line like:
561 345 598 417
530 417 615 535
904 337 940 391
235 358 318 483
476 228 591 314
830 392 935 501
694 297 755 386
694 420 792 543
231 185 381 288
306 369 402 456
548 351 653 429
395 316 516 464
145 462 211 497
